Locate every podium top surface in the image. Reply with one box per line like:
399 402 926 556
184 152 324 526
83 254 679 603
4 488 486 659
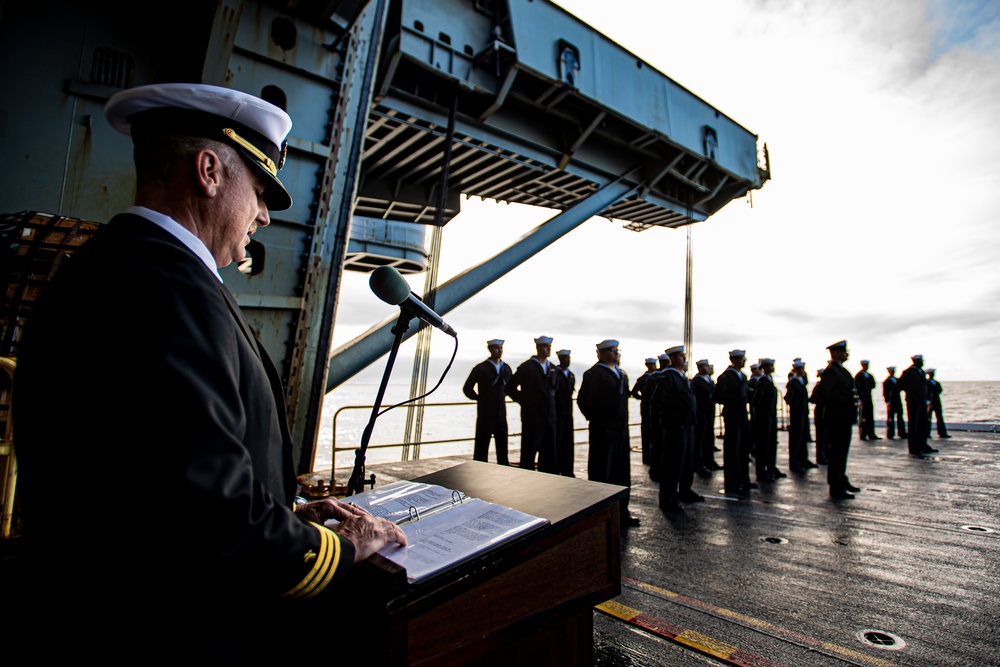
412 461 627 527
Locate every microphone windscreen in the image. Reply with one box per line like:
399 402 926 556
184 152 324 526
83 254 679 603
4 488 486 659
369 266 411 306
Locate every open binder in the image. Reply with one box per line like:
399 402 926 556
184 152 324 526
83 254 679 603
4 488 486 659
330 480 548 584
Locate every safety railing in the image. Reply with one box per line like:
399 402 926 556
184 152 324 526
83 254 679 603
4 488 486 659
325 400 641 472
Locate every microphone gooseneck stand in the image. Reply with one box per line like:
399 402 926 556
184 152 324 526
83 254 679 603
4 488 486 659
346 310 413 497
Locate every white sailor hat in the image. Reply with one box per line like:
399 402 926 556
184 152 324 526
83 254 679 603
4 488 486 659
861 359 870 365
487 339 504 347
664 345 685 356
827 340 848 351
792 359 806 368
760 357 775 365
658 353 670 362
729 349 746 358
534 335 553 345
927 368 936 373
556 349 571 357
887 366 896 371
696 359 709 367
645 357 658 365
596 339 619 350
750 363 761 370
105 83 293 211
911 354 923 361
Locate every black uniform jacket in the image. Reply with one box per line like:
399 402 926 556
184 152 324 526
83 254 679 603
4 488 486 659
692 374 716 421
713 367 748 420
651 368 697 426
752 374 777 417
463 359 512 420
507 357 559 422
810 361 858 424
14 215 353 635
897 364 928 405
577 363 629 426
854 370 876 402
882 376 900 403
784 376 809 410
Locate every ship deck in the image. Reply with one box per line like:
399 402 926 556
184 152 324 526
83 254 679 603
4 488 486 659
316 427 1000 667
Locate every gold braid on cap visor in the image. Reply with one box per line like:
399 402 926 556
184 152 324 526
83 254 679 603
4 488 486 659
222 127 286 175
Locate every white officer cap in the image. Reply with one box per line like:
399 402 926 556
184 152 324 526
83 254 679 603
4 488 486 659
596 339 619 350
487 339 504 347
534 335 553 345
792 359 806 368
664 345 684 356
827 340 848 351
729 349 746 359
644 357 657 364
556 349 571 357
105 83 293 210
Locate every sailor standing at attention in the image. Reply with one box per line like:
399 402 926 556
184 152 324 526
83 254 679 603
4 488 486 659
577 339 641 527
751 358 783 483
882 366 907 440
784 359 815 471
12 83 406 660
692 359 721 473
506 335 560 473
631 356 659 465
713 349 754 495
811 341 861 499
854 359 880 440
554 348 577 476
897 354 937 456
925 368 951 439
463 338 513 465
652 344 702 513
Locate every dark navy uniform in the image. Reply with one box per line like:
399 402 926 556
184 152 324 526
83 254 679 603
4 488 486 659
692 371 719 470
926 373 950 438
811 356 859 496
751 372 779 482
784 374 811 470
507 357 559 473
630 364 656 465
882 369 907 439
577 362 633 519
713 361 752 493
652 366 699 510
554 360 577 475
14 215 355 658
463 357 512 464
854 365 879 440
898 359 932 454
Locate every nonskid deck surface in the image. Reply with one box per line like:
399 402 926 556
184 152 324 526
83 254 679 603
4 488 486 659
322 429 999 667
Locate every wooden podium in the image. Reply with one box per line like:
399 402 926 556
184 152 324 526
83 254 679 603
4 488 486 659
343 461 626 667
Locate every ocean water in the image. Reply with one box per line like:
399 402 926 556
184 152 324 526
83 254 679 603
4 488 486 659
314 378 1000 473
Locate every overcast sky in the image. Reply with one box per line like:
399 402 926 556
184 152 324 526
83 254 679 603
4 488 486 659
331 0 1000 391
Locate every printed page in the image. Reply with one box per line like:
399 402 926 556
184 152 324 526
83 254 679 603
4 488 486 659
336 480 463 525
375 497 548 584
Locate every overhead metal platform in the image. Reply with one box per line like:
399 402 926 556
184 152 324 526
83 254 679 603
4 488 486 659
357 0 769 231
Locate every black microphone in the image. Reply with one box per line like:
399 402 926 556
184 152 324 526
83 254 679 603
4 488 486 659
370 266 457 337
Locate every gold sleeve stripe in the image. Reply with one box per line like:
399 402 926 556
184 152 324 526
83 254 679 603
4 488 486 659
282 524 343 599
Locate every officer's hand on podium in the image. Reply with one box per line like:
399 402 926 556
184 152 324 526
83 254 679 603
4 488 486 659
301 497 408 562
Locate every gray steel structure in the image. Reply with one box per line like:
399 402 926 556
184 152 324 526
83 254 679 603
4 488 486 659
0 0 769 474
